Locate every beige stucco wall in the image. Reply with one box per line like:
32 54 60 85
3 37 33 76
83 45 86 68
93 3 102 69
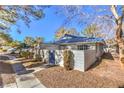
84 50 97 70
73 50 85 71
57 50 97 72
96 45 104 58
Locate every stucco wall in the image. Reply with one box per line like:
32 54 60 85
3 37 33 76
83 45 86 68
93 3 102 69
41 49 99 72
72 50 85 71
54 50 85 71
55 50 64 65
54 49 100 72
84 50 97 70
96 45 104 58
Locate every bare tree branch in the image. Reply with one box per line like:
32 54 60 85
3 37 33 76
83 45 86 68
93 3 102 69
111 5 119 20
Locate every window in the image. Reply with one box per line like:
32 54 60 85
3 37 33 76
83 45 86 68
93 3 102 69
77 45 89 50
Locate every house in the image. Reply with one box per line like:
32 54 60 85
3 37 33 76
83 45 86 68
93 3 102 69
53 34 105 58
53 34 105 71
40 34 106 72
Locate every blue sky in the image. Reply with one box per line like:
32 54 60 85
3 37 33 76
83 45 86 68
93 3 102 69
9 6 83 42
9 5 115 42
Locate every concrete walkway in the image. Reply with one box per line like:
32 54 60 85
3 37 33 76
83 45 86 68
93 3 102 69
4 83 17 88
12 61 46 88
15 73 45 88
1 55 46 88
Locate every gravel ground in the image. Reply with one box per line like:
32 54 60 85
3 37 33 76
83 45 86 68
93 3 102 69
34 53 124 88
0 61 16 86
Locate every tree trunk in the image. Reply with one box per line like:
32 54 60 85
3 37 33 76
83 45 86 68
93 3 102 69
115 18 124 64
111 5 124 65
116 44 119 54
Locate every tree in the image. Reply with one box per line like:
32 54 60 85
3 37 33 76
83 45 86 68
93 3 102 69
68 28 79 36
35 37 44 45
111 5 124 64
82 23 107 40
24 36 34 47
55 27 79 39
9 40 20 48
0 6 46 32
33 37 44 61
55 27 67 39
82 24 101 37
106 38 116 46
0 31 13 45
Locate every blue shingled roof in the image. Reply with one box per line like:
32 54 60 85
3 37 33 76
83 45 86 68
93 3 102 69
54 34 105 44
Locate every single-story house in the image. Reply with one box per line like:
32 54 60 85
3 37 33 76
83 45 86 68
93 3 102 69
39 34 106 72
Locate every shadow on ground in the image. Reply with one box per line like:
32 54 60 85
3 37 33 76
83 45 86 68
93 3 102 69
88 52 114 70
102 52 114 60
0 61 15 87
0 62 14 74
17 69 35 75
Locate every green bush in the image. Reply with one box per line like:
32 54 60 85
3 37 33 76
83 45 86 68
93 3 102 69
2 49 7 52
63 49 74 71
20 51 30 58
34 54 42 61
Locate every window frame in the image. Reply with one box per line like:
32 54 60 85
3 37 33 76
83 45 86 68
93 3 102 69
77 44 89 50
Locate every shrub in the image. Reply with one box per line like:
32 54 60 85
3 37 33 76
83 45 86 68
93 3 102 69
30 52 34 58
2 49 7 52
20 51 30 59
34 53 42 61
63 49 74 71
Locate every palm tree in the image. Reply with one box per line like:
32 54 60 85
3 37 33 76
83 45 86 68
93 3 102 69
24 36 34 47
35 37 44 45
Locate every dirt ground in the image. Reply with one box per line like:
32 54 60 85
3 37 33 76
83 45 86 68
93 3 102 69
0 61 16 87
16 58 45 68
34 53 124 88
0 74 2 87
